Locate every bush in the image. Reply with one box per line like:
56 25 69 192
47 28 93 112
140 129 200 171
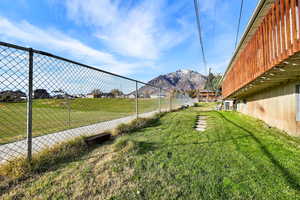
113 137 137 153
113 118 151 136
113 112 164 136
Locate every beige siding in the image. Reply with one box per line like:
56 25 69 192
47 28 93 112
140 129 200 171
237 81 300 137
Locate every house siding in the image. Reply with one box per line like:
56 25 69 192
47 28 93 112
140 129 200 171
236 81 300 137
222 0 300 98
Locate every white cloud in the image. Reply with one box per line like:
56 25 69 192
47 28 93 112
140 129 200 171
65 0 192 60
66 0 119 27
0 16 147 75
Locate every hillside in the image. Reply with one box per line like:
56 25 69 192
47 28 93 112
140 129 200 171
138 69 207 95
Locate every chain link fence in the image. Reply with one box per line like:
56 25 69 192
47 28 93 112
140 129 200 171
0 41 194 162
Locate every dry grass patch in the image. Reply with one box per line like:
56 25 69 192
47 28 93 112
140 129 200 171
0 137 88 180
0 137 89 197
0 139 137 199
0 111 169 199
112 112 164 136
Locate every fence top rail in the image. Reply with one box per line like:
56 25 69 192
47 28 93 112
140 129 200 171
0 41 167 91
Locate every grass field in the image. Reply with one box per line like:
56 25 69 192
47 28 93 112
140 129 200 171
1 105 299 199
0 98 167 144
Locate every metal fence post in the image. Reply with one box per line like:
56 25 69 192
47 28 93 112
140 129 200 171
169 92 172 111
135 81 139 118
159 88 161 113
27 49 33 162
67 96 71 127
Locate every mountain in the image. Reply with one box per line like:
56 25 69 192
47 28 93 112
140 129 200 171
138 69 207 95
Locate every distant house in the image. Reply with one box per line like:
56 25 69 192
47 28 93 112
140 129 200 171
87 91 102 98
197 90 220 102
52 94 65 99
0 90 26 102
86 93 96 98
34 89 51 99
101 93 114 98
126 94 136 99
76 94 87 98
150 94 166 99
52 94 75 99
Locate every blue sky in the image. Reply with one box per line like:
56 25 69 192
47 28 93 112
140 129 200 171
0 0 259 82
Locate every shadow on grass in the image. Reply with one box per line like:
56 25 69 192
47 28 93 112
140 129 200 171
41 113 164 166
0 140 106 196
145 117 163 129
68 140 116 162
135 141 158 155
165 135 252 147
79 117 164 160
216 111 300 191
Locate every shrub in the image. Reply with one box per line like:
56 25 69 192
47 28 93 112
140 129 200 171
113 137 137 153
113 113 162 136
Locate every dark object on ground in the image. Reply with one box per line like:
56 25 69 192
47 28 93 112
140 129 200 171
84 133 111 146
181 105 189 109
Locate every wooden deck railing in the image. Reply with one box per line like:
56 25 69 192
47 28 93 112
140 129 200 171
223 0 300 98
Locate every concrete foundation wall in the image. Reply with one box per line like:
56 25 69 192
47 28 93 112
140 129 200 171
236 81 300 137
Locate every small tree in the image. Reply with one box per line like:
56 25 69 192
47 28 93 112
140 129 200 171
204 68 223 91
110 89 123 97
34 89 50 99
91 89 102 98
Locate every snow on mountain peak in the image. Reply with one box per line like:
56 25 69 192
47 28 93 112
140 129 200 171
177 69 192 74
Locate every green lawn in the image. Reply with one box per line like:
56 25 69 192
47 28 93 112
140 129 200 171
1 105 299 199
0 98 167 144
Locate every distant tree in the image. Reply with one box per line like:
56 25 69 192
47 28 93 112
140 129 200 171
90 89 102 98
34 89 50 99
187 89 197 98
0 90 26 102
110 89 123 97
52 89 72 99
211 74 222 91
204 69 214 91
204 69 223 91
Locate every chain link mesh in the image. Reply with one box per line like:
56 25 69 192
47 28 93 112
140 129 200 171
0 42 194 162
0 45 28 160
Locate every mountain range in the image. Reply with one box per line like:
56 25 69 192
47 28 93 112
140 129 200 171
138 69 207 95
